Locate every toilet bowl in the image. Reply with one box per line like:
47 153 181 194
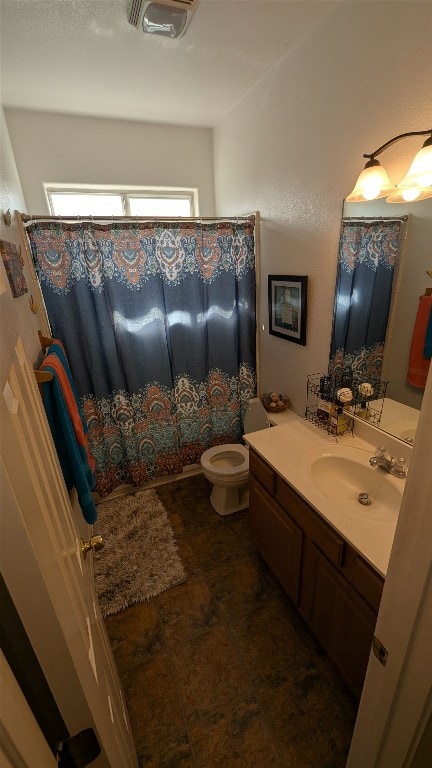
200 399 270 515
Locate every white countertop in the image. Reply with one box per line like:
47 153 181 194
372 397 419 442
245 412 403 577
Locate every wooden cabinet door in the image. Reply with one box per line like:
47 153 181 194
303 543 376 698
249 477 303 605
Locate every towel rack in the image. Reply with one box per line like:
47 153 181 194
38 330 54 350
34 330 55 381
34 369 53 383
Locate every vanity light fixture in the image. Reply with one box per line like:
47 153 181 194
346 129 432 203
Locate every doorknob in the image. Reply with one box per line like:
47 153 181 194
80 534 105 559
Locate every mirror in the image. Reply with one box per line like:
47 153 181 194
331 197 432 444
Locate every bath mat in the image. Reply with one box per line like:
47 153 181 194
94 488 186 617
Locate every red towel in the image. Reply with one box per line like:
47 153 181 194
51 337 66 355
41 353 95 472
407 295 432 389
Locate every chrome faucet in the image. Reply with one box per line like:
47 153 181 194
369 446 408 478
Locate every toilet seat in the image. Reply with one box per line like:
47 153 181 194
200 444 249 475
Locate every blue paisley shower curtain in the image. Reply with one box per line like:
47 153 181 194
27 219 256 496
329 218 403 381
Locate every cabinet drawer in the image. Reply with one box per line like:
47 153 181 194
309 514 345 569
352 558 383 613
275 476 344 568
249 449 276 494
343 548 384 613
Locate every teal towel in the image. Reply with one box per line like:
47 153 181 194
42 368 97 524
48 341 89 434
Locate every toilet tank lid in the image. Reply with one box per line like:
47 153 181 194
244 398 269 433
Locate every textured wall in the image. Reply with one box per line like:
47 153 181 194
4 110 215 215
214 0 432 416
0 109 40 364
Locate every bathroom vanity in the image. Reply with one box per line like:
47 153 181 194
245 417 406 699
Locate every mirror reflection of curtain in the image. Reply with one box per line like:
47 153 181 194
329 219 404 381
26 219 256 497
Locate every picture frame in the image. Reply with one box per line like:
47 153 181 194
0 239 28 298
268 274 308 345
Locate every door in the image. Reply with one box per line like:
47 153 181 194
0 261 137 766
346 367 432 766
0 650 57 768
249 476 303 604
303 542 376 699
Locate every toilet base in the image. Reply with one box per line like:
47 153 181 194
210 482 249 516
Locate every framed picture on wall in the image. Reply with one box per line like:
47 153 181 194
0 239 28 298
268 275 308 345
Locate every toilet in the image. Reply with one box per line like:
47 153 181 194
200 398 270 515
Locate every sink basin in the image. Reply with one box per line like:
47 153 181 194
400 426 417 443
400 428 416 443
382 420 417 443
305 446 403 521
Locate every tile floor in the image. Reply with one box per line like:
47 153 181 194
104 474 357 767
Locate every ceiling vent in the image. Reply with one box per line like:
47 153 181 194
127 0 200 39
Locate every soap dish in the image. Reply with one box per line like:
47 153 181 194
260 393 290 413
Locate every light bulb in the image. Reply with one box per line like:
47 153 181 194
363 183 381 200
361 167 389 200
401 187 421 202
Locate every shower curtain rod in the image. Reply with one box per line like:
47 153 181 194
343 215 409 223
20 213 255 225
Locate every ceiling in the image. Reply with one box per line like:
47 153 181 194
0 0 339 128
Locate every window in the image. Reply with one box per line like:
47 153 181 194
45 185 198 217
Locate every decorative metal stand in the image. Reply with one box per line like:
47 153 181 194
305 373 354 437
353 378 388 427
305 371 388 437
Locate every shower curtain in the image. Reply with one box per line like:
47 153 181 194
329 218 403 382
27 218 256 496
